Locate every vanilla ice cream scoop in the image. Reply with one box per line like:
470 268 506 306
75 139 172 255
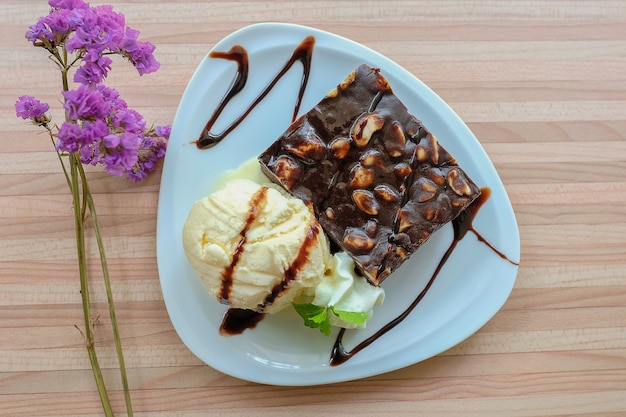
182 178 330 314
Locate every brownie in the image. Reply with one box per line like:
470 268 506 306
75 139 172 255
258 64 480 285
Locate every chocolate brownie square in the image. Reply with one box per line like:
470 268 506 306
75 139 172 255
259 64 480 284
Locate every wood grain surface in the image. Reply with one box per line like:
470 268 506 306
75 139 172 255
2 1 625 416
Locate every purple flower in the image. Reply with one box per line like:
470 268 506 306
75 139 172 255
92 5 126 31
26 20 55 44
62 119 109 164
52 83 168 181
49 0 89 10
103 133 121 148
132 41 160 75
120 27 160 75
74 52 113 85
125 134 168 182
21 1 168 183
82 119 109 146
119 27 139 51
95 83 123 107
26 6 84 46
66 5 125 54
43 9 72 35
56 122 84 153
62 85 111 121
27 1 161 83
15 95 50 119
155 125 171 140
100 132 141 175
112 107 145 134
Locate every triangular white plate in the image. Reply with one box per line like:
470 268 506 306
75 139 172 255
157 22 520 386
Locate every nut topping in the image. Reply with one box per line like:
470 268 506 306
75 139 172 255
269 155 301 190
425 168 447 186
395 246 408 260
416 145 429 163
326 69 357 98
396 208 414 233
360 149 385 169
428 135 440 164
349 165 375 189
329 137 351 159
352 189 380 215
393 162 412 180
423 207 436 221
365 219 378 237
326 87 339 98
352 113 385 148
283 134 325 162
374 184 400 202
417 179 438 202
343 227 375 253
447 169 473 196
339 69 357 91
385 121 407 157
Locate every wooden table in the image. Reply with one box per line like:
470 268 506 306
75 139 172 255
2 1 625 416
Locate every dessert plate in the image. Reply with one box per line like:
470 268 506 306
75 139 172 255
157 22 520 385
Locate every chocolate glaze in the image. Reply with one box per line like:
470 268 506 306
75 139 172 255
259 222 322 313
219 221 321 335
330 187 519 365
196 36 315 335
220 308 264 335
197 45 249 150
196 36 315 149
219 186 268 302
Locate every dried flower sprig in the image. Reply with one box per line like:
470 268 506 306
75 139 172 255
16 1 170 415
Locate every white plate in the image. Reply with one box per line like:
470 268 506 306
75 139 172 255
157 22 520 386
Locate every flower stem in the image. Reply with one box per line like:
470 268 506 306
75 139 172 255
69 153 115 417
60 53 124 416
79 162 134 417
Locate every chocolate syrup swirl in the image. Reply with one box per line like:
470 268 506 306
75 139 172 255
199 36 315 335
196 46 248 149
220 308 264 335
219 186 268 303
196 36 316 149
259 222 321 312
220 219 322 335
330 187 519 365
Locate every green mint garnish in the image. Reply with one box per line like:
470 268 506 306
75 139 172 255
293 303 331 335
293 303 370 336
330 307 369 327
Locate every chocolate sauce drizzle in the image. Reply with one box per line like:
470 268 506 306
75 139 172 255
330 187 519 365
219 186 268 303
220 308 264 335
200 36 315 335
261 222 321 311
196 36 315 149
220 221 322 336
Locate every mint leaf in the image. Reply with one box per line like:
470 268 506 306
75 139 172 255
293 303 331 336
330 307 369 327
293 303 325 321
293 304 371 335
319 315 331 336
